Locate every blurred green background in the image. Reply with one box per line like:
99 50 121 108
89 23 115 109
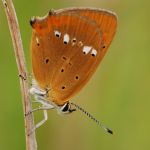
0 0 150 150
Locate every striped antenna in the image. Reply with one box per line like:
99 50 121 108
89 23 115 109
70 102 113 134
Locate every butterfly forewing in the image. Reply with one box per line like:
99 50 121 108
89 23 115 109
31 8 117 106
57 8 117 48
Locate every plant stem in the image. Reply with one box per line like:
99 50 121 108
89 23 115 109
1 0 37 149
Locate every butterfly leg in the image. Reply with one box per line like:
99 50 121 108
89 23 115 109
34 109 48 129
28 109 48 136
25 105 52 116
27 84 54 115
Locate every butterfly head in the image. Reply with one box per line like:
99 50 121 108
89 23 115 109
58 102 76 114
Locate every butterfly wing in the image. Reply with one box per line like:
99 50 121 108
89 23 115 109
31 8 117 106
57 8 117 49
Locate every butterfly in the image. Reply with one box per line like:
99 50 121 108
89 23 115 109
29 7 117 134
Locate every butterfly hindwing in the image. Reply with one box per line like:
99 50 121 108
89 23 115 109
31 8 117 105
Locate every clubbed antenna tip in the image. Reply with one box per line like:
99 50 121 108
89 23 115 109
106 128 113 135
70 102 113 135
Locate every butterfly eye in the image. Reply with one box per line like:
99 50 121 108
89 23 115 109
54 30 61 37
61 102 69 112
91 49 97 57
60 102 76 114
63 34 70 44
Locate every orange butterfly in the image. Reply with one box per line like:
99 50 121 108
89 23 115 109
30 7 117 134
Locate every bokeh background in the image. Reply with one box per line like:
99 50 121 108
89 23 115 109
0 0 150 150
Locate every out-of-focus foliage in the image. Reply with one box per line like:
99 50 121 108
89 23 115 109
0 0 150 150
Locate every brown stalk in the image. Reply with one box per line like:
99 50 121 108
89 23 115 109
1 0 37 149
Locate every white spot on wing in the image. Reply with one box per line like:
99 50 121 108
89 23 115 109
54 30 61 37
83 46 92 54
71 38 76 46
36 37 40 46
91 49 97 56
78 41 83 47
63 34 70 44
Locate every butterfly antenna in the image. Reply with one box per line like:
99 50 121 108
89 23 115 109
70 102 113 135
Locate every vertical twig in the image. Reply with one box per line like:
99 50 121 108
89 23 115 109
1 0 37 150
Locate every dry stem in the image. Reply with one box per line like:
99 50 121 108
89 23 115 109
1 0 37 149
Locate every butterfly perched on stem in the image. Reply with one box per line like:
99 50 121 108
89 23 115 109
30 7 117 134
